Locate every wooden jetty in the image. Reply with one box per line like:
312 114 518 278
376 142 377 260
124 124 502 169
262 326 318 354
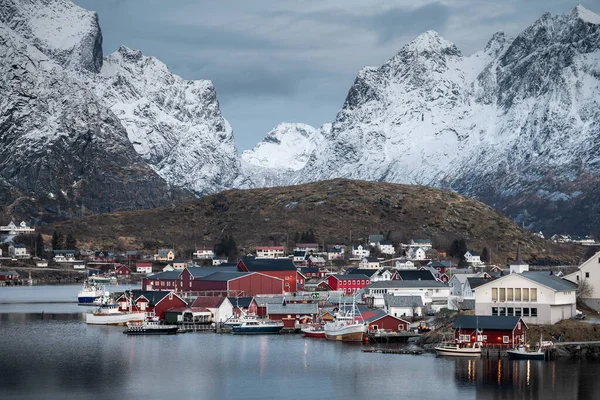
366 331 421 343
362 348 424 355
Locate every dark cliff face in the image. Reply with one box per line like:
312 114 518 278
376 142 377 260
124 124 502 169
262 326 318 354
0 9 192 222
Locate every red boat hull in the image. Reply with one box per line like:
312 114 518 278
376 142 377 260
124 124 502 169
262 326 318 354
302 327 326 338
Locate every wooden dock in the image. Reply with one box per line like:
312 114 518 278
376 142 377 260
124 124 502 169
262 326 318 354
362 348 424 355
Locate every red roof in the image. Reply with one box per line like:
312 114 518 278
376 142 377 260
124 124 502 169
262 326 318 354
136 262 153 267
192 296 228 308
165 306 210 313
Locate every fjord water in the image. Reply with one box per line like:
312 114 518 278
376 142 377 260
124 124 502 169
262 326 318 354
1 286 599 400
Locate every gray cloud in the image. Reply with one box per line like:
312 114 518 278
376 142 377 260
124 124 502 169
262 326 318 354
72 0 595 151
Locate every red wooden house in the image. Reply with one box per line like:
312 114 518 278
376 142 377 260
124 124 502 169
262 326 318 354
453 315 528 348
362 310 410 332
238 257 303 293
0 271 19 282
115 264 131 276
116 290 187 320
327 274 371 295
266 301 319 328
196 271 284 297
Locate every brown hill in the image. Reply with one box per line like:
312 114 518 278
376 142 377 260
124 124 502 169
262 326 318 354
44 179 585 264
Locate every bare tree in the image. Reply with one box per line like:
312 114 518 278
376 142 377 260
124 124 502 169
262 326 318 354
577 279 594 300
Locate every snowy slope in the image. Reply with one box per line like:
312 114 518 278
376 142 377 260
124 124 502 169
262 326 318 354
91 46 248 195
0 16 188 218
243 5 600 233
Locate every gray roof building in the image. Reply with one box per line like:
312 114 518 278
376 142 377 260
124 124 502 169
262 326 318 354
384 295 424 308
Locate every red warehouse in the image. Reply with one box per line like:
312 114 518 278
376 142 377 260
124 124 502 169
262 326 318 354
196 272 284 296
327 274 371 295
362 310 410 332
115 265 131 276
453 315 528 349
238 257 304 293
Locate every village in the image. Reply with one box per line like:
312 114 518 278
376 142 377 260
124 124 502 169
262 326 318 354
1 221 600 354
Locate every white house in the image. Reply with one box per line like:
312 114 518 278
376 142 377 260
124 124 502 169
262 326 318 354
359 256 380 269
212 257 228 266
448 274 477 297
294 243 319 253
162 264 175 272
410 238 432 249
256 246 285 258
385 295 424 318
327 247 345 260
193 297 234 323
0 221 35 234
352 244 370 258
378 240 395 255
394 258 415 269
364 280 451 311
564 250 600 311
193 248 215 259
473 271 577 324
136 264 153 274
9 244 28 258
407 247 427 261
464 250 482 265
36 260 48 267
154 249 175 262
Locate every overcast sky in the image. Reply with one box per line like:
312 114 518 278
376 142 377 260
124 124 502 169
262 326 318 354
73 0 595 151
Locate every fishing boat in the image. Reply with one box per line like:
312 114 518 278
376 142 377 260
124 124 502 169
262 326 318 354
507 336 548 360
124 314 179 335
302 324 326 339
77 280 103 304
86 305 146 326
324 298 367 342
231 320 284 334
435 341 483 357
223 313 258 328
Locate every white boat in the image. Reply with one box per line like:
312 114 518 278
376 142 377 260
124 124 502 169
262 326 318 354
507 336 549 360
124 315 179 335
324 298 367 342
435 341 483 357
85 305 146 326
223 313 258 328
77 280 103 304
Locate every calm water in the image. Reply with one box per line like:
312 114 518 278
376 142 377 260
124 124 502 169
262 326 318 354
1 286 599 400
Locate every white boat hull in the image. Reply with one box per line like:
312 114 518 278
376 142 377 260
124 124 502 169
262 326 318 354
324 323 367 342
86 311 146 325
435 346 482 357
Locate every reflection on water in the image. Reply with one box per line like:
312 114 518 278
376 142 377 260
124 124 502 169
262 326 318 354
454 356 600 400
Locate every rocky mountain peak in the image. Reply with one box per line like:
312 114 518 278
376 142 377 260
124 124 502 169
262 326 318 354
0 0 103 73
404 30 461 56
573 4 600 25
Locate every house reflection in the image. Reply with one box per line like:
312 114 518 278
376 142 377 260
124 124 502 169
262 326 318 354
453 358 600 399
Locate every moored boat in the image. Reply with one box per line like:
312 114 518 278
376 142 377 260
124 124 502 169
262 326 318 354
435 341 482 357
302 324 326 339
231 320 284 334
324 299 367 342
507 336 549 360
124 316 179 335
86 304 146 326
77 280 103 304
223 314 258 328
88 274 117 285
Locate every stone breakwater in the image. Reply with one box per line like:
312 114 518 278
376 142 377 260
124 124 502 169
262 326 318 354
553 343 600 359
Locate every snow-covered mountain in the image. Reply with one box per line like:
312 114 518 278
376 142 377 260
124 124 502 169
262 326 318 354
0 0 192 219
243 5 600 234
91 46 249 195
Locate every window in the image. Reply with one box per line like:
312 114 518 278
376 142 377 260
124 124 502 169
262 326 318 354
398 324 405 331
499 288 506 302
492 288 498 301
482 335 487 340
507 307 514 316
492 307 498 316
523 308 529 317
586 272 590 278
517 322 521 330
530 288 537 302
531 308 537 317
503 336 509 344
499 307 506 316
285 276 290 280
352 280 356 285
515 308 522 317
507 288 513 302
523 288 529 302
514 288 521 302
